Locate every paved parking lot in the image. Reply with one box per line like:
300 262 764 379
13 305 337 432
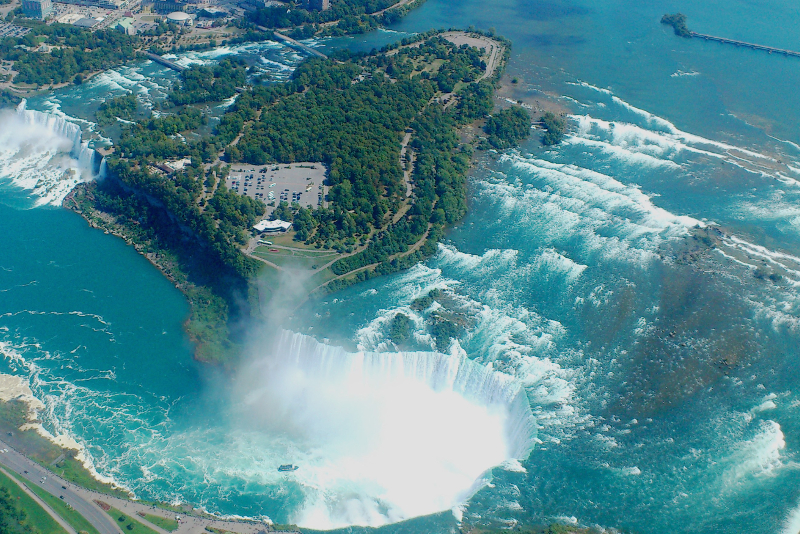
225 162 328 216
0 23 30 38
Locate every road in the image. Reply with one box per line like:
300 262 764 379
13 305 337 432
0 439 285 534
0 439 122 534
0 466 77 534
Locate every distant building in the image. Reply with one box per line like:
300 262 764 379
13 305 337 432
254 220 292 233
21 0 53 20
199 6 226 17
57 0 127 10
114 17 136 34
73 17 100 28
166 11 193 25
306 0 329 10
152 0 188 13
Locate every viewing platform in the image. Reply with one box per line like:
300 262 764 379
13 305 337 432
143 52 187 72
258 27 328 59
691 32 800 58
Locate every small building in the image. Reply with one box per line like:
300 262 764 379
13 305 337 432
199 6 226 17
166 11 193 25
152 0 187 13
73 17 100 28
114 17 136 34
21 0 53 20
254 220 292 233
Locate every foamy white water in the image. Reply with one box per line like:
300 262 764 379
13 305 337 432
0 101 99 206
233 330 537 529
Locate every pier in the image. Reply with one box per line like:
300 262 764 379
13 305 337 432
691 32 800 58
143 52 187 72
258 27 328 59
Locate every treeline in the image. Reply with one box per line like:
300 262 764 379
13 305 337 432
0 89 21 109
96 93 137 125
169 59 247 105
483 106 531 148
230 58 433 246
661 13 692 38
106 159 264 277
540 112 566 145
0 485 40 534
0 25 139 86
249 0 397 29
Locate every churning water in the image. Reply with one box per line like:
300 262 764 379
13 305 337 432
3 1 800 532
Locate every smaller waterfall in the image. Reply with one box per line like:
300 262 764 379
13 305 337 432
1 100 102 206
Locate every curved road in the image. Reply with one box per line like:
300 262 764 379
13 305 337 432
0 439 122 534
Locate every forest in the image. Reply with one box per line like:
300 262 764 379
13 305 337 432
484 106 532 148
247 0 412 36
0 24 140 86
661 13 692 38
83 30 517 359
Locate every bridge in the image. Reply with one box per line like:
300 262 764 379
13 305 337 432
257 27 328 59
691 32 800 58
143 52 187 72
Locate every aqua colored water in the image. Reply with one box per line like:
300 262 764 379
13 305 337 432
2 1 800 532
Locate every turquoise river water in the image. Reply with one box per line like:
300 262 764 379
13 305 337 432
2 0 800 532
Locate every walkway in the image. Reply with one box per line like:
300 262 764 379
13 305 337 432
0 439 293 534
0 466 77 534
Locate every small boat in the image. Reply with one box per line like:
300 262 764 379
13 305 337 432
278 464 299 472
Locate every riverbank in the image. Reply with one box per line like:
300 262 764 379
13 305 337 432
0 371 299 534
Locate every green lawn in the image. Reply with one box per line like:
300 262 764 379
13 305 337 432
11 472 101 534
105 506 160 534
0 468 69 534
139 512 179 532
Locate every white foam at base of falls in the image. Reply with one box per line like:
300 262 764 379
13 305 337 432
0 101 101 206
234 330 538 529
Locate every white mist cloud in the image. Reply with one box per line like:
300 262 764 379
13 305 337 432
232 330 533 529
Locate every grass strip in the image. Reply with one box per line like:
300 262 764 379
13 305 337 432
4 469 101 534
138 512 179 532
0 468 70 534
105 506 161 534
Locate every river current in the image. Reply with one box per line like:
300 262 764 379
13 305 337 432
2 0 800 532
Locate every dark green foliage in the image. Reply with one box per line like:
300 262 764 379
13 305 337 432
249 0 397 29
431 316 459 349
483 106 531 148
106 159 262 278
450 80 494 123
389 313 413 343
0 25 139 85
540 111 566 146
0 486 39 534
661 13 692 38
234 58 433 244
96 93 138 125
0 89 21 109
169 59 247 106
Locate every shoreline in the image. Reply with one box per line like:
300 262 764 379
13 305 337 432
0 369 300 532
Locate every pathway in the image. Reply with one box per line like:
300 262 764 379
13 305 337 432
0 439 291 534
0 466 77 534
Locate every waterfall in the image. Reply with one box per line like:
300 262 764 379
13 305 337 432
275 330 538 460
1 100 102 206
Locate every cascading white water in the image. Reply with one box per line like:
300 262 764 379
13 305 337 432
276 330 538 459
0 100 101 206
234 330 538 529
